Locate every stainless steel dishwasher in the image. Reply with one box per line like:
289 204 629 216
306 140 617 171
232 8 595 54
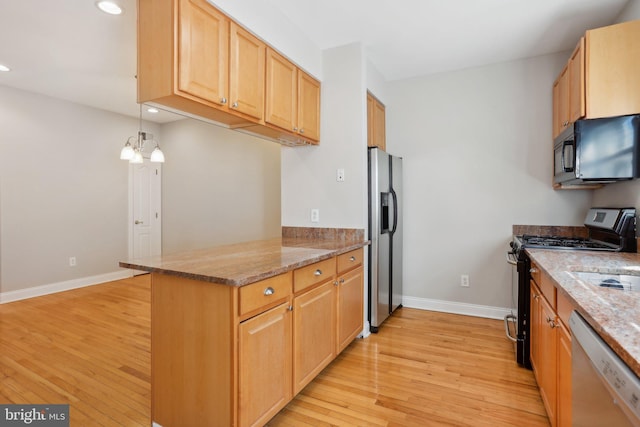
570 311 640 427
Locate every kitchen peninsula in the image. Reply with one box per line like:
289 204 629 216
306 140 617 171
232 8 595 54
120 228 368 427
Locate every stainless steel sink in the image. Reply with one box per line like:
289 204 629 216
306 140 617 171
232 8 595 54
571 271 640 291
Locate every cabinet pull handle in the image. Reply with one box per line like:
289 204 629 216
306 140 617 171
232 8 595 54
530 268 538 274
334 280 339 286
232 102 238 108
339 278 345 284
299 128 305 134
349 256 356 262
220 97 227 104
288 305 294 311
264 287 275 296
314 269 322 276
293 127 298 132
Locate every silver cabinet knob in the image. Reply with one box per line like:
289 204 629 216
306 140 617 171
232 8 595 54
264 287 275 296
220 97 227 104
232 102 238 108
288 305 294 311
339 278 345 284
334 280 339 286
349 256 356 262
134 220 144 225
314 269 322 276
299 128 304 134
293 127 298 132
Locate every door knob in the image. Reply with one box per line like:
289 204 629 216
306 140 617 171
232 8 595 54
135 220 144 225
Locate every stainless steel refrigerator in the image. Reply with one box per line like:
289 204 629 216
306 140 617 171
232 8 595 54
368 147 403 332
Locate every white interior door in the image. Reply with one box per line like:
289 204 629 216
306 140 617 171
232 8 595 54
130 160 161 269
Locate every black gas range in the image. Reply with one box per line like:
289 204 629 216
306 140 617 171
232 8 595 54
507 207 637 368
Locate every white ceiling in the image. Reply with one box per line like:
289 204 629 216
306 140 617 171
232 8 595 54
0 0 629 123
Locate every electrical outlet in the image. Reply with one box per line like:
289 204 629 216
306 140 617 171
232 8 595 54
310 209 320 223
69 257 77 267
337 168 345 182
460 274 469 287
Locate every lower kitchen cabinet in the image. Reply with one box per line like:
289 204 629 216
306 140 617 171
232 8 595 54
557 322 572 427
150 248 365 427
239 302 293 427
537 288 558 426
530 264 573 427
293 280 336 394
337 266 364 353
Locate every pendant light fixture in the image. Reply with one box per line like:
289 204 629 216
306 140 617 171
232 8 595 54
120 104 165 163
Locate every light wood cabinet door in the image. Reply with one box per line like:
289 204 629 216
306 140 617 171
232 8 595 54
568 38 585 124
336 267 364 353
538 294 558 427
557 322 572 427
552 65 569 140
238 302 292 427
530 283 541 376
292 281 336 394
265 48 297 132
229 22 265 120
586 20 640 119
178 0 229 105
367 92 386 150
298 71 321 142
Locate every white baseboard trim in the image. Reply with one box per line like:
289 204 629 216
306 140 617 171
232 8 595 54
402 296 512 320
0 270 135 304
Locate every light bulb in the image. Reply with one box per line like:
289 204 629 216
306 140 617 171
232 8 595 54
130 150 144 164
150 146 165 163
120 143 134 160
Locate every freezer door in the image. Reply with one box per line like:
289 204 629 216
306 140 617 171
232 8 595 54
390 155 403 312
369 148 391 329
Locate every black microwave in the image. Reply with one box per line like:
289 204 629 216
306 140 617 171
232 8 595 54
554 114 640 185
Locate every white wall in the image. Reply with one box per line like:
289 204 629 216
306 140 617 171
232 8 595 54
386 54 593 308
616 0 640 22
0 85 143 293
207 0 322 78
281 43 368 229
593 0 640 214
161 118 281 253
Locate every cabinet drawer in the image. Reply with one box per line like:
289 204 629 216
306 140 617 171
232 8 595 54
239 272 292 318
294 258 336 293
337 248 363 275
539 269 557 309
557 290 575 329
530 261 541 285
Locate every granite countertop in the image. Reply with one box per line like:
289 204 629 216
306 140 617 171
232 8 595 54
119 237 369 286
525 248 640 377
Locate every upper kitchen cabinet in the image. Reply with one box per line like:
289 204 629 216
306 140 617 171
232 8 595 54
552 39 584 140
229 22 265 121
586 20 640 119
138 0 246 126
138 0 320 143
367 92 386 151
552 20 640 139
262 48 320 144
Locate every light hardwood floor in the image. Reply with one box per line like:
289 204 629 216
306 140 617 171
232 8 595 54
0 275 549 426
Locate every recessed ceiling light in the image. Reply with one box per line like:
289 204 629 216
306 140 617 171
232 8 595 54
96 1 123 15
147 108 159 113
0 64 10 72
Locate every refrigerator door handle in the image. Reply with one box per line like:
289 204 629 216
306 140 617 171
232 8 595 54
390 188 398 235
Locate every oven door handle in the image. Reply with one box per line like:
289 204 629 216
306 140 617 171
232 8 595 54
504 314 518 342
506 251 518 266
